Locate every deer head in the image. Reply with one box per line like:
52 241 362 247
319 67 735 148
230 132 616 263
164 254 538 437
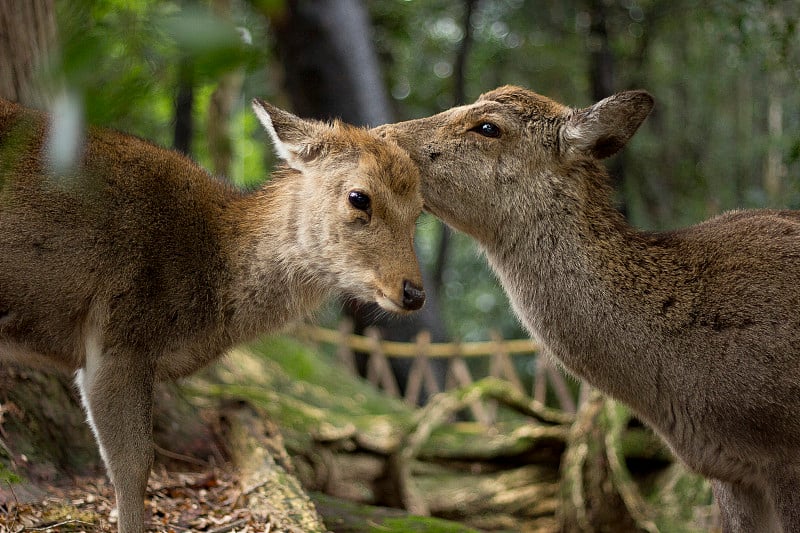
253 100 426 312
374 86 653 244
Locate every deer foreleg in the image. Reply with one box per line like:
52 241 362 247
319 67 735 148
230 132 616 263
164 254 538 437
713 479 777 533
767 464 800 533
76 344 154 533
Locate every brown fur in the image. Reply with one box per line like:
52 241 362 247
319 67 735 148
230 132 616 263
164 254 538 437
0 98 424 533
376 85 800 532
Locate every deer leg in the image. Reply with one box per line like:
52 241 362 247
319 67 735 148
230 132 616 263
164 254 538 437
712 479 776 533
76 346 154 533
766 464 800 533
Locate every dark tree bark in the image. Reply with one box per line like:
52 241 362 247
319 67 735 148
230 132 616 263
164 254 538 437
173 58 194 155
452 0 477 107
586 0 628 217
270 0 390 127
0 0 56 108
588 0 615 103
206 0 245 181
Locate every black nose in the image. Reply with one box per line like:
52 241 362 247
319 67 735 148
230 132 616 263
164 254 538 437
402 280 426 310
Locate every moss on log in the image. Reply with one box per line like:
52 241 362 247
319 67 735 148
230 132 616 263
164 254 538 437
310 492 484 533
186 336 715 532
220 399 329 532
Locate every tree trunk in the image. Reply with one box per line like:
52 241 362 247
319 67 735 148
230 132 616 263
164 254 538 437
587 0 615 104
206 0 245 181
0 0 57 108
0 0 98 483
764 90 785 204
270 0 390 127
173 58 194 155
586 0 629 218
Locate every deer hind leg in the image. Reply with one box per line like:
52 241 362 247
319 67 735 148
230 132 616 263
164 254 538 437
75 338 154 533
712 479 777 533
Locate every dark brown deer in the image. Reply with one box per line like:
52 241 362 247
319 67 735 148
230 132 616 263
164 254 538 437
376 85 800 532
0 98 425 533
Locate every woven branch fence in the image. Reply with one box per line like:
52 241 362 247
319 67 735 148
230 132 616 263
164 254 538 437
295 320 577 423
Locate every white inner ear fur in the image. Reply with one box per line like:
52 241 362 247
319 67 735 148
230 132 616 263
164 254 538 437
251 101 294 162
561 109 600 153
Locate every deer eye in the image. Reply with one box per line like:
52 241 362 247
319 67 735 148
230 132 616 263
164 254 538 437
348 190 371 212
472 122 501 138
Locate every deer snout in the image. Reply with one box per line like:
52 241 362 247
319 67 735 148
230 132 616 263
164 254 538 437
402 279 426 310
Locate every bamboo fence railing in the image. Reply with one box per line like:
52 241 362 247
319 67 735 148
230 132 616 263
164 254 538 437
295 320 577 423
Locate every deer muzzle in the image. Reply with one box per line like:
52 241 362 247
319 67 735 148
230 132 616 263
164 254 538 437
402 279 426 311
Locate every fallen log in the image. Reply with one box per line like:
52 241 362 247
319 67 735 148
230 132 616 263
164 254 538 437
189 336 715 532
219 399 329 533
310 492 484 533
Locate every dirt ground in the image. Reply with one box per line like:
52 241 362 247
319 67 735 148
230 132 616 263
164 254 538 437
0 466 276 533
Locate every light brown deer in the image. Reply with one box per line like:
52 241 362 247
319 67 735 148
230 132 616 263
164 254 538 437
0 98 425 533
376 86 800 532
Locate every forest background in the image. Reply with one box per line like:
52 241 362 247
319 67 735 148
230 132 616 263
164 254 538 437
6 0 798 347
1 0 799 530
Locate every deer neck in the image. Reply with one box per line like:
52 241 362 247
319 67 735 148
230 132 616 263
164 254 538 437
221 175 330 343
481 163 677 409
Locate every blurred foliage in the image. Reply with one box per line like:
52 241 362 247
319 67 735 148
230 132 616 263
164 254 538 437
48 0 800 342
52 0 275 185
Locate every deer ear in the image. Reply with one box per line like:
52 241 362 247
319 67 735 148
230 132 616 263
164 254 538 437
251 99 327 169
562 90 654 159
